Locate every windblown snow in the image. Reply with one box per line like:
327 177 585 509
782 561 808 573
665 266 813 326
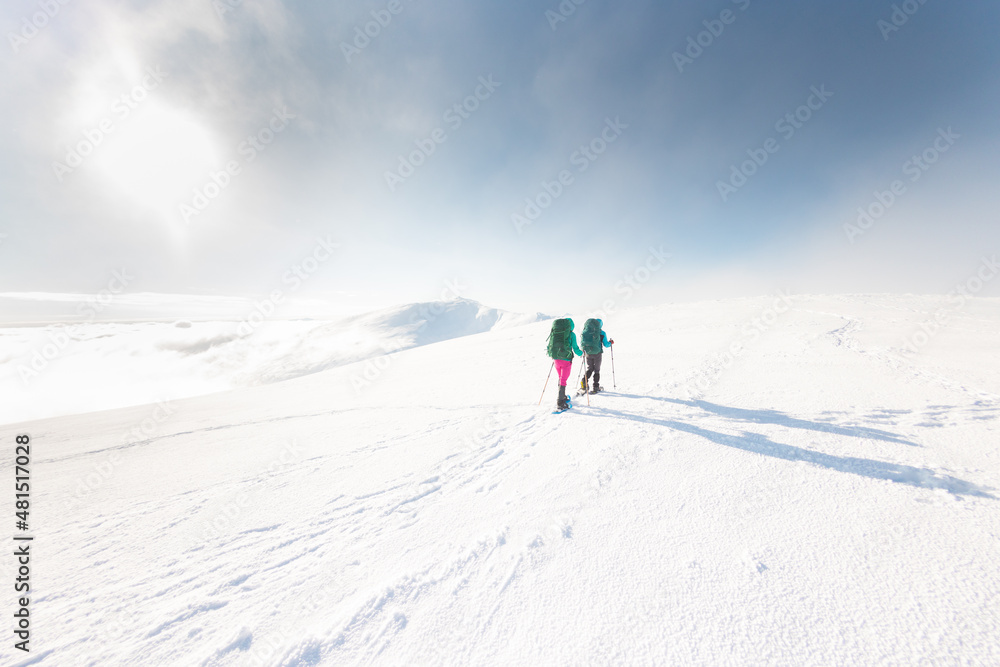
0 297 547 424
2 294 999 666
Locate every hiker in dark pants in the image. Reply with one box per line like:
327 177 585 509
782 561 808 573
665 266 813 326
580 318 613 394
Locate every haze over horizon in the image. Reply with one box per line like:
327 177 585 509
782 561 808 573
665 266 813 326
2 0 999 316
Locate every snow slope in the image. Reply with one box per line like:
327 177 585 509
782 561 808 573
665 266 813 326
3 295 999 666
0 298 548 424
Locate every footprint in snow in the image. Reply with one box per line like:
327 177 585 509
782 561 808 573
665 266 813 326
228 573 252 587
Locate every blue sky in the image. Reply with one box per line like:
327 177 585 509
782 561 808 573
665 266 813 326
1 0 998 316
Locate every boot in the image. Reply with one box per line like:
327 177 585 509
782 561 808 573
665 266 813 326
591 373 602 394
557 385 570 410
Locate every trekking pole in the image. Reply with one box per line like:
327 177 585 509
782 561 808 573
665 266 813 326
611 343 616 388
538 362 554 405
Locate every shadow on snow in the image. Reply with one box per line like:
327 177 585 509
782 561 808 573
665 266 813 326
582 400 994 499
614 394 920 447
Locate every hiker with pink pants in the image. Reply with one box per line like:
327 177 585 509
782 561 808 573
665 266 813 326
545 318 584 411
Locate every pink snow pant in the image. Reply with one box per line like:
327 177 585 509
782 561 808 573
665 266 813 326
554 359 573 387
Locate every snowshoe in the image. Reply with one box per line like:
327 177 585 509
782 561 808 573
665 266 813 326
556 385 571 411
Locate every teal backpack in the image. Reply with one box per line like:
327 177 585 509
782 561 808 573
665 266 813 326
581 318 604 355
546 319 574 359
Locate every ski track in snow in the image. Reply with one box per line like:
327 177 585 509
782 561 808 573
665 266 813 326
3 295 999 666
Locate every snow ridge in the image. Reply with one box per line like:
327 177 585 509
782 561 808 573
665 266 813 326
0 297 549 424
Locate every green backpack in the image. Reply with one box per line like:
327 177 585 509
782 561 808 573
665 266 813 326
581 318 604 355
546 319 574 359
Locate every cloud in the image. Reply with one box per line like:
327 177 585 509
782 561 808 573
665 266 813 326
1 0 998 309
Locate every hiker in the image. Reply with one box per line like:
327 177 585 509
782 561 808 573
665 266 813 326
579 318 613 394
546 318 584 411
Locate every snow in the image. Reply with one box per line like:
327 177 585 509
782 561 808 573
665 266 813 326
2 294 999 666
0 297 548 424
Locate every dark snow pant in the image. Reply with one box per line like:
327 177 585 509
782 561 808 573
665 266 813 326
585 353 603 386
